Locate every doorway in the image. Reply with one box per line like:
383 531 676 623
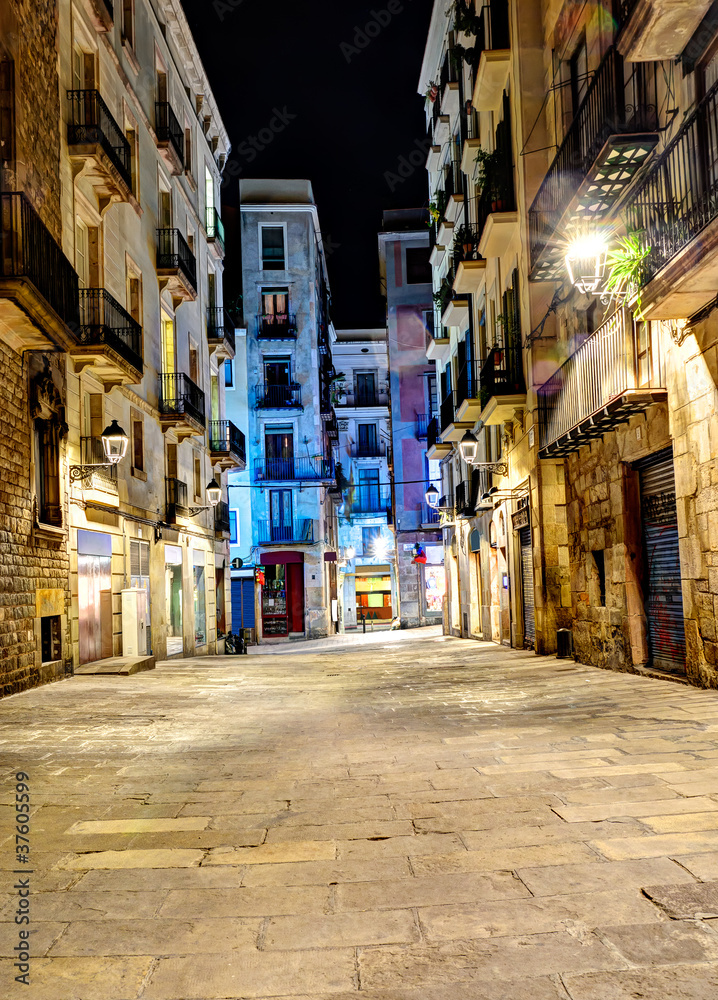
265 427 294 480
269 490 293 542
77 530 113 664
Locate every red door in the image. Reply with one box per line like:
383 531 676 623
288 562 304 633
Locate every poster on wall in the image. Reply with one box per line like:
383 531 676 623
424 564 445 614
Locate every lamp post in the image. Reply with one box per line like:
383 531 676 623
69 420 129 481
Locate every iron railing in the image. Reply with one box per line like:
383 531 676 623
67 90 132 189
80 436 117 482
529 46 659 270
350 441 388 459
440 389 455 432
254 382 302 409
256 313 297 339
455 480 475 517
627 77 718 286
157 228 197 291
78 288 143 373
427 416 441 451
257 519 314 544
0 192 80 328
476 95 515 241
207 306 235 354
165 477 188 519
537 308 665 452
480 342 525 401
421 502 441 525
456 361 480 408
155 101 184 166
209 419 246 464
254 457 334 482
214 500 231 534
416 413 430 439
352 486 392 514
205 206 224 252
339 389 390 407
159 372 205 426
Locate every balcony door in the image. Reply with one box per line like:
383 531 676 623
262 288 288 327
358 468 380 512
357 423 377 457
355 372 376 406
264 356 291 406
161 310 175 374
269 490 293 542
265 427 293 480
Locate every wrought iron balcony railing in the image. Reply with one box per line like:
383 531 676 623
257 519 314 544
420 502 441 525
165 477 189 519
209 419 246 465
254 457 334 482
0 192 80 329
352 486 392 514
155 101 184 166
207 306 235 354
254 382 302 409
456 361 480 409
214 500 231 535
338 389 390 408
529 46 659 275
440 389 456 432
455 480 475 517
256 313 297 339
205 206 225 252
627 77 718 287
78 288 143 373
157 228 197 291
427 416 441 451
80 436 117 482
350 441 388 459
158 373 205 427
67 90 132 189
416 413 430 439
537 308 666 455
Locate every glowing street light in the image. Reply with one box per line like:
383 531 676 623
459 429 478 464
425 484 439 508
565 236 608 295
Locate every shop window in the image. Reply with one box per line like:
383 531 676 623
193 551 206 645
41 615 61 663
261 226 285 270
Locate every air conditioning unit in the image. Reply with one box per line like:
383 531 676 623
122 588 148 656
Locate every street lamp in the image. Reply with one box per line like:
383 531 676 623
425 484 439 508
564 236 608 295
189 478 222 516
459 429 478 464
69 420 129 481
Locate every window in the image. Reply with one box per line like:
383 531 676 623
406 246 432 284
592 550 606 607
189 345 199 384
424 309 435 338
229 509 238 544
264 356 291 386
35 418 62 526
0 60 16 176
132 414 144 472
159 186 172 228
426 372 437 416
205 164 215 230
357 423 378 456
568 37 588 121
125 124 139 195
193 550 206 645
41 615 61 663
156 68 167 104
358 468 381 512
194 454 202 499
355 372 377 406
261 226 285 270
262 288 288 319
127 273 141 324
224 358 234 388
166 442 178 479
130 538 151 640
208 271 216 308
122 0 135 48
184 125 192 174
75 219 89 288
636 321 652 388
362 525 381 555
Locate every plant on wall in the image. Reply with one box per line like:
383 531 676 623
474 147 503 203
602 233 652 318
453 224 480 260
448 0 482 35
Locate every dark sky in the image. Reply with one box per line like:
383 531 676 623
180 0 435 328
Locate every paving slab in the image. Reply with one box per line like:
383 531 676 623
564 964 718 1000
517 858 696 896
7 956 153 1000
204 839 335 865
597 920 718 964
642 880 718 918
49 916 262 955
60 848 205 870
336 871 529 911
158 884 331 918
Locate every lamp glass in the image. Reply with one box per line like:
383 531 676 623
565 237 608 295
425 485 439 507
101 420 129 465
459 430 478 464
206 479 222 507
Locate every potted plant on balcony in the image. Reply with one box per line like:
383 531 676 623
475 148 504 210
454 224 479 260
603 232 651 318
425 81 439 103
329 371 347 406
449 0 481 36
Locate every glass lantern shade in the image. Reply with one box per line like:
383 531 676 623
206 479 222 507
459 429 478 464
425 485 439 508
100 420 129 465
565 238 608 295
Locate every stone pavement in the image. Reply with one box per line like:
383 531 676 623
3 633 718 998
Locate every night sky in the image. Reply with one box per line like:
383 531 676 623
180 0 435 328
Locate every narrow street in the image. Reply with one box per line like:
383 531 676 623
4 631 718 999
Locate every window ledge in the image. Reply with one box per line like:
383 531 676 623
34 522 66 543
131 467 148 482
122 39 140 75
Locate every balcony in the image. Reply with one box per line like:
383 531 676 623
453 258 487 295
206 207 225 258
158 373 205 440
165 477 189 522
257 519 314 545
439 389 472 443
70 288 143 387
0 193 79 352
254 382 302 410
438 47 460 120
154 101 184 174
87 0 113 32
478 344 526 426
442 158 464 223
352 486 392 516
476 102 518 260
209 419 246 470
618 0 713 63
324 409 339 442
420 502 441 527
256 312 297 340
471 0 511 112
67 90 133 207
214 500 231 538
336 390 390 408
349 441 388 459
454 480 475 519
253 457 334 483
426 327 451 364
627 78 718 318
538 308 667 457
207 306 235 359
77 436 119 507
529 47 659 282
426 416 451 459
455 360 482 422
416 413 430 439
156 229 197 302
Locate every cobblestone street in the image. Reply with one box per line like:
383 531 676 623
4 630 718 998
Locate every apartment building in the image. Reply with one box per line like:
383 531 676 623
528 0 718 686
419 0 554 649
378 209 444 627
226 179 338 642
332 329 396 631
0 0 242 694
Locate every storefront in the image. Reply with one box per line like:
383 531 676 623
164 544 183 657
422 545 445 618
192 549 207 647
77 529 113 664
260 552 304 637
355 565 393 623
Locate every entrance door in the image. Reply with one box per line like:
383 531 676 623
520 526 535 648
288 562 304 632
639 451 686 673
264 357 291 408
357 423 377 456
77 530 113 664
269 490 293 542
265 428 293 480
355 372 376 406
